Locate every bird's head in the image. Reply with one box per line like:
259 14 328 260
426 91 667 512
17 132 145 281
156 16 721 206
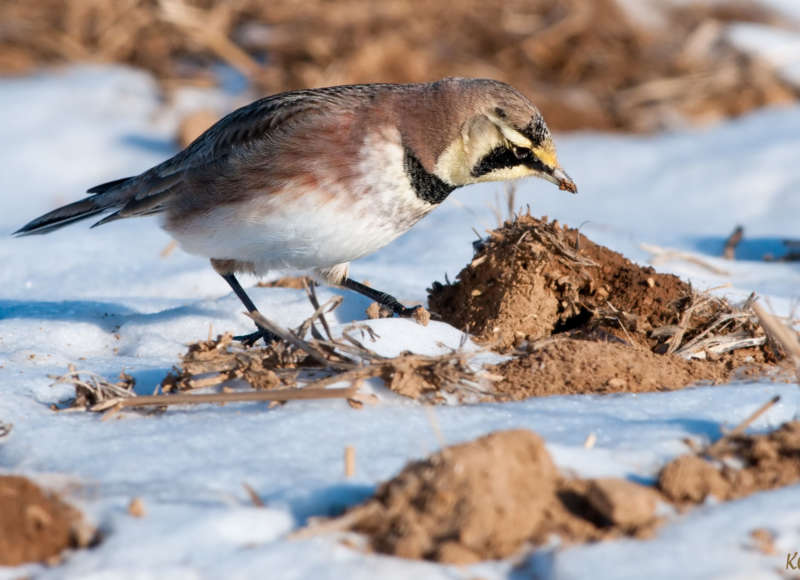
429 79 577 193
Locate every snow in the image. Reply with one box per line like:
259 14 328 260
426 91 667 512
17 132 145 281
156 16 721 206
728 22 800 87
1 66 799 579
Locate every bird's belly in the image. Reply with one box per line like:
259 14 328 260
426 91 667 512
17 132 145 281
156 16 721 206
164 182 432 274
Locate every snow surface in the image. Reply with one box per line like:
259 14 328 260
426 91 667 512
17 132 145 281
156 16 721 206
0 66 799 579
728 22 800 87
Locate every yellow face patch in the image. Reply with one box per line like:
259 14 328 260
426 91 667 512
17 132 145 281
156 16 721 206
531 144 557 169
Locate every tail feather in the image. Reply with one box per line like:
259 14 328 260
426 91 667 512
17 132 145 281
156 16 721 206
13 197 111 237
86 176 134 194
90 189 174 228
14 173 177 237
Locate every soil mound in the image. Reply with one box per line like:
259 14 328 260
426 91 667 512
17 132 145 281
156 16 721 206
494 338 725 398
343 430 659 563
428 214 776 397
0 475 92 566
659 420 800 503
431 215 693 350
331 423 800 563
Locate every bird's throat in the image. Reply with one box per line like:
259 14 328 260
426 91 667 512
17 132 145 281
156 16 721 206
403 147 457 205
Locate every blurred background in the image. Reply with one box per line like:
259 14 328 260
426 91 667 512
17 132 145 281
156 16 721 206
2 0 800 139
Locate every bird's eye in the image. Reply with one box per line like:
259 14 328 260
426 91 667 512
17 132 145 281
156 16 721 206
512 146 531 160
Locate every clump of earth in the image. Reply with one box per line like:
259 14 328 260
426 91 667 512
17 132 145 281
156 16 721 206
340 429 660 563
427 214 782 397
331 423 800 563
0 475 95 566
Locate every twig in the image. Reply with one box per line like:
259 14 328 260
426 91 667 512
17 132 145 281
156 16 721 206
667 294 711 355
706 395 781 457
505 183 517 221
289 506 374 540
723 225 744 260
344 446 355 478
157 0 264 80
296 292 341 342
245 311 356 370
91 385 358 412
303 281 337 342
752 302 800 376
242 483 265 507
640 243 730 276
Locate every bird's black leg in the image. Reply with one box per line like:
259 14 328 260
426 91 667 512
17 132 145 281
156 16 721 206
341 277 419 316
219 273 280 346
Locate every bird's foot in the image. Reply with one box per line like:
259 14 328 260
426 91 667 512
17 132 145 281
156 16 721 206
233 328 281 347
393 304 423 317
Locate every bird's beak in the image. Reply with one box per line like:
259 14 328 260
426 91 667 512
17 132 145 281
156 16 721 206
544 166 578 194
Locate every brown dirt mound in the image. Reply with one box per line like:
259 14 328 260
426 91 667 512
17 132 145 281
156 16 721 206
659 420 800 503
0 475 93 566
428 214 778 398
342 430 660 564
430 215 694 350
494 338 726 398
327 423 800 563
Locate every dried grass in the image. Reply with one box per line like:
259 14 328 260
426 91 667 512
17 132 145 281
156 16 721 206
50 365 137 411
52 283 493 416
0 0 796 131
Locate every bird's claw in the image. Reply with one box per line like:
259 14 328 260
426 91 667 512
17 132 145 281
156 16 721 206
394 304 423 317
233 328 280 347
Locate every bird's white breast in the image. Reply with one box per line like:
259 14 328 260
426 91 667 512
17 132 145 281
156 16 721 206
165 126 434 275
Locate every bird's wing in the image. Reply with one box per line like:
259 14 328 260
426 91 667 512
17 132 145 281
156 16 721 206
91 85 383 225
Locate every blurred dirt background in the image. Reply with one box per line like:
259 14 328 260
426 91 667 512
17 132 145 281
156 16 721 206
1 0 798 132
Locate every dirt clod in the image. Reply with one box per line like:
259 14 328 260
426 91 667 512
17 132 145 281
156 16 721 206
658 421 800 503
128 497 146 518
585 478 659 529
0 476 91 566
429 215 693 350
366 302 392 320
658 454 731 503
412 306 431 327
348 430 557 561
749 528 776 554
342 429 659 563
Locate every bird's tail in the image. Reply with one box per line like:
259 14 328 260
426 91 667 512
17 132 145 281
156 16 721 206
13 176 135 237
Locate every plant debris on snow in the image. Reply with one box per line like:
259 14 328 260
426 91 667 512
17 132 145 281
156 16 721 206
51 283 495 414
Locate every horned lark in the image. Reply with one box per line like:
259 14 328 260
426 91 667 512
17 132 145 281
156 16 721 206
15 78 577 344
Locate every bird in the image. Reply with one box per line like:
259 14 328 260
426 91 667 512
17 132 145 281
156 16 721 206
14 77 577 345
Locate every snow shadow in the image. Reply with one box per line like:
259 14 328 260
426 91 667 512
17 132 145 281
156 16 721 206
631 416 724 442
272 484 375 523
691 236 792 261
126 367 174 396
0 299 216 333
317 287 376 324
